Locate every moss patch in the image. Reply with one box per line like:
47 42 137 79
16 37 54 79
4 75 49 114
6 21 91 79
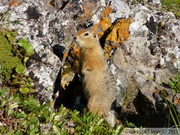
161 0 180 18
0 28 35 94
0 29 22 81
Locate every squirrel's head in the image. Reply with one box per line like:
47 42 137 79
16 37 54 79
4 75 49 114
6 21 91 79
73 29 100 49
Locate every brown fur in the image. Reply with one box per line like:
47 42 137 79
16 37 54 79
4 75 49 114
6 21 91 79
74 29 116 117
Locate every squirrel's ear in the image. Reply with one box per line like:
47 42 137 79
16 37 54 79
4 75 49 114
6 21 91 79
93 33 96 38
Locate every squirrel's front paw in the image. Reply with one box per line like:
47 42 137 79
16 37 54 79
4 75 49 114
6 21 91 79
82 66 92 74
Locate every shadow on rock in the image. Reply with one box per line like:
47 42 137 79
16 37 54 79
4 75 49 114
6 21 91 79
53 67 86 112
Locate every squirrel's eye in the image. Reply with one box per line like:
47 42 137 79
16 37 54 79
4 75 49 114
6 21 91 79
84 33 89 36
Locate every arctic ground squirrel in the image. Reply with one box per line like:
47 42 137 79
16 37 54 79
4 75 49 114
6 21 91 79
73 29 117 123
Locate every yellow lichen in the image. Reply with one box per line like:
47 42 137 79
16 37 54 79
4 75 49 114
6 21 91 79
93 17 111 38
77 0 96 23
106 18 133 44
8 0 20 8
99 17 111 32
101 6 113 17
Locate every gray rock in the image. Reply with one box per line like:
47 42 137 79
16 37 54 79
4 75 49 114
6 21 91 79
110 1 179 126
0 0 77 102
109 0 131 22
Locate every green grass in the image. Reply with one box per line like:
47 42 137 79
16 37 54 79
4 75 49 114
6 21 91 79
165 74 180 131
0 89 123 134
161 0 180 18
169 74 180 93
0 28 35 95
